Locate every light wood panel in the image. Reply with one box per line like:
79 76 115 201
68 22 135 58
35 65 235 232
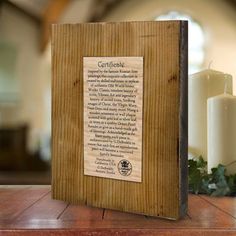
51 21 188 219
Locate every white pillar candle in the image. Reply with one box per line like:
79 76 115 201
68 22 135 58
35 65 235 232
207 93 236 174
189 69 232 160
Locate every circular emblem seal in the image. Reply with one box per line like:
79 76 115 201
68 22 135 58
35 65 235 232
118 159 132 176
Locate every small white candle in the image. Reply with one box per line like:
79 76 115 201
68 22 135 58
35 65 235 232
207 92 236 174
189 69 232 160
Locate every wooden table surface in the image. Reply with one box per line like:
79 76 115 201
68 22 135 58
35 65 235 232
0 186 236 235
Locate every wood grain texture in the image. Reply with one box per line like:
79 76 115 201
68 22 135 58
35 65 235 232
1 186 236 235
51 21 188 219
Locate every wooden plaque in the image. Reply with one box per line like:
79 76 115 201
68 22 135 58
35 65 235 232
52 21 188 220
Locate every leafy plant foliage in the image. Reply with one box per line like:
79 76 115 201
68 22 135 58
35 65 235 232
188 156 236 196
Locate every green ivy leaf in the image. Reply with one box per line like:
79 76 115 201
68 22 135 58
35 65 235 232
188 157 236 197
227 174 236 196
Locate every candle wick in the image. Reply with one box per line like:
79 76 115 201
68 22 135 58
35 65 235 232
208 61 213 69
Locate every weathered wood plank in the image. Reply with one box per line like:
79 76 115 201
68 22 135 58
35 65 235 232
51 21 188 220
